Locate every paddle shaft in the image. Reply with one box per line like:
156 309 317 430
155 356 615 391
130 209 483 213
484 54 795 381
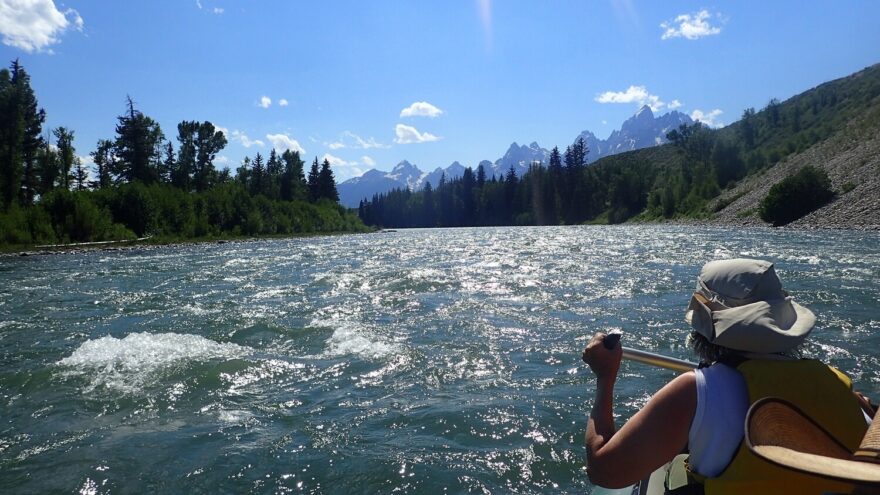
620 347 697 373
601 332 697 373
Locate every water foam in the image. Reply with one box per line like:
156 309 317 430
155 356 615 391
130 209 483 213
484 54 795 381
57 332 249 393
310 318 398 360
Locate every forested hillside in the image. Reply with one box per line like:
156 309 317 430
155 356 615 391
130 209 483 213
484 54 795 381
360 63 880 228
0 60 367 249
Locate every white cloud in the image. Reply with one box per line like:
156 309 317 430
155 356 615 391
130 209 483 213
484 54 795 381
361 156 376 167
195 0 203 8
215 155 230 166
0 0 83 53
225 129 264 148
325 131 388 150
212 7 224 14
394 124 440 144
595 85 665 111
278 98 289 106
668 99 683 110
321 153 367 181
266 133 305 154
400 101 444 118
258 96 272 108
690 108 724 127
661 10 722 40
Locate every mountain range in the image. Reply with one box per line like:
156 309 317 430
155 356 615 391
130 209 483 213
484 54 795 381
338 105 693 207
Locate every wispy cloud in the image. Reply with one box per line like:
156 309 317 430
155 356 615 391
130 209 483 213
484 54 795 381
400 101 444 118
661 10 722 40
218 127 264 148
266 133 305 154
321 153 368 181
361 156 376 167
325 131 389 150
394 124 440 144
0 0 84 53
595 85 665 111
690 108 724 127
668 99 683 110
212 7 224 14
258 96 272 109
278 98 289 107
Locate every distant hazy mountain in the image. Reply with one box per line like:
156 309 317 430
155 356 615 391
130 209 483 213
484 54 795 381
337 106 692 207
337 160 466 207
490 142 551 178
577 106 693 163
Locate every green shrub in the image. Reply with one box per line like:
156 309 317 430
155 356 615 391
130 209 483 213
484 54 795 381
759 166 835 226
841 181 856 193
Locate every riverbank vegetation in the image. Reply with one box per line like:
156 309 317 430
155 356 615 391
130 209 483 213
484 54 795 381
0 60 367 249
359 64 880 228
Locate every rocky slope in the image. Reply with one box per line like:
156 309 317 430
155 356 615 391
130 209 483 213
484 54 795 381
709 112 880 230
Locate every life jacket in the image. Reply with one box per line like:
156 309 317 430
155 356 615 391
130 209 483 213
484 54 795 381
690 359 868 495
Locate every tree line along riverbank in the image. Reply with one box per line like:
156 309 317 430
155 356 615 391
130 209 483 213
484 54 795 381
0 59 369 252
358 63 880 230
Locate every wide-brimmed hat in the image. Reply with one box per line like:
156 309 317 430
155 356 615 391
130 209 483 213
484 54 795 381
746 397 880 486
684 259 815 353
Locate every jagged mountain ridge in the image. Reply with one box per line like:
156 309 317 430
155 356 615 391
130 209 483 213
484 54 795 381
337 106 692 207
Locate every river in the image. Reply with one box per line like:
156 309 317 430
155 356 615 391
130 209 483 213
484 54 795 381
1 226 878 494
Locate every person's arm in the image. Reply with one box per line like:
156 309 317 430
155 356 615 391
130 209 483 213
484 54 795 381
582 333 698 488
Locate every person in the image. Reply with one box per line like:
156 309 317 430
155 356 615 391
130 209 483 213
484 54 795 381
582 258 875 494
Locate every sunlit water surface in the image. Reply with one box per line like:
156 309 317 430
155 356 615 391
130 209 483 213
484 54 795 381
1 226 878 494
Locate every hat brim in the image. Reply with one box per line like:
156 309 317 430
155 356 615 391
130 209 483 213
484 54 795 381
685 296 815 354
746 397 880 485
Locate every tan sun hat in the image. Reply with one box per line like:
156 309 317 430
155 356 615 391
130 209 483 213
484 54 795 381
746 397 880 485
684 259 815 353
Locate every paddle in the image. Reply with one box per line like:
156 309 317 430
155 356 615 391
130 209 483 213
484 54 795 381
602 332 698 373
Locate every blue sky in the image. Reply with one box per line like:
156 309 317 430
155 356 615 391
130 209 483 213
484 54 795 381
1 1 878 181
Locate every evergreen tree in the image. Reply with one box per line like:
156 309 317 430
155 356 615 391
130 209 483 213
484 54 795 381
317 158 338 202
307 157 320 202
73 156 88 190
0 60 45 208
37 137 57 195
250 152 265 196
476 163 486 188
160 141 175 184
280 149 306 201
53 127 76 190
113 96 163 184
174 120 196 190
90 139 114 189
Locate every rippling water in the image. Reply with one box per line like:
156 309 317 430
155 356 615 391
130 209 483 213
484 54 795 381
1 226 879 494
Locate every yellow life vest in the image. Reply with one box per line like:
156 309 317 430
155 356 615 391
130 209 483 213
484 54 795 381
696 359 867 495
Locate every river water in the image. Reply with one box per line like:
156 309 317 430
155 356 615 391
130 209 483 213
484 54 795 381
1 226 878 494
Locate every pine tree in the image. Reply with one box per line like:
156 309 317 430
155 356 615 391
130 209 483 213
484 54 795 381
250 152 265 196
90 139 114 189
159 141 175 184
53 127 76 190
73 156 88 190
307 157 320 202
114 96 163 184
0 60 45 208
280 149 306 201
318 158 338 202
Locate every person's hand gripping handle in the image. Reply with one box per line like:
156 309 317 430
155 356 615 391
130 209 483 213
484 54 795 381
582 332 623 382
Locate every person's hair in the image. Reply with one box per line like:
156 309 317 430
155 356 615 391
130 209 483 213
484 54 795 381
687 331 803 365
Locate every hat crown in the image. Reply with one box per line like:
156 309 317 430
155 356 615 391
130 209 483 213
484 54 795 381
700 259 785 306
